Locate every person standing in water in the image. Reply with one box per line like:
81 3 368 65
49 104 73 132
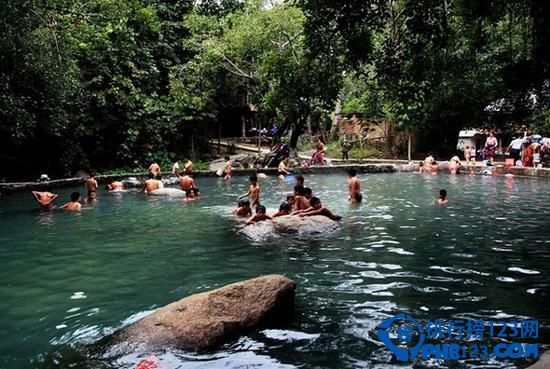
348 169 362 203
239 175 260 207
85 171 98 202
61 192 82 210
278 157 290 180
435 189 448 205
148 162 161 177
32 191 58 210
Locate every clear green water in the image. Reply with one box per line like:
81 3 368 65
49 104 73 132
0 173 548 369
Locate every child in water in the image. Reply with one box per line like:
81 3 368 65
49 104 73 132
435 189 448 205
232 199 252 217
298 197 342 221
239 175 260 207
272 202 291 218
247 205 272 224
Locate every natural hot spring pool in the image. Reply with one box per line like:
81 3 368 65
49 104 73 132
0 172 548 369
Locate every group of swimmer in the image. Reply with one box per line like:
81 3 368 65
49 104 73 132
231 170 362 225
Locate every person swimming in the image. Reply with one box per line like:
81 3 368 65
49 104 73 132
435 189 448 205
232 199 252 217
247 205 272 224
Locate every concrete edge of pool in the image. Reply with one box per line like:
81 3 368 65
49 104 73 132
2 162 550 194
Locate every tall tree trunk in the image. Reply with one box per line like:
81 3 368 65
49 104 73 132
329 98 341 140
241 116 246 137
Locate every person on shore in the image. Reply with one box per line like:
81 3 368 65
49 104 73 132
293 185 310 210
298 197 342 221
272 202 291 218
484 131 498 164
464 145 471 162
172 160 181 176
420 154 435 173
184 159 193 175
106 180 124 191
143 173 164 194
523 142 541 168
341 138 352 160
435 189 448 205
278 157 290 180
85 171 98 202
310 137 326 165
247 205 272 224
348 169 362 203
448 155 461 175
295 175 304 187
507 137 524 162
224 157 232 180
232 199 252 217
149 162 161 177
32 191 58 210
239 175 260 207
61 192 82 210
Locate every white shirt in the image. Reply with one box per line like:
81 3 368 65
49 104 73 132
172 162 180 174
510 138 524 150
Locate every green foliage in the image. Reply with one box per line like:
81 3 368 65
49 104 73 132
325 140 381 159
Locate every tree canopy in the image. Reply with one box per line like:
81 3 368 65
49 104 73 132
1 0 548 178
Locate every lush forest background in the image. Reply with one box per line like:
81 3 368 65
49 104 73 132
1 0 549 179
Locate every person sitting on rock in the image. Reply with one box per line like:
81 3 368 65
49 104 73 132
247 205 272 224
232 199 252 217
298 197 342 221
272 202 291 218
32 191 58 210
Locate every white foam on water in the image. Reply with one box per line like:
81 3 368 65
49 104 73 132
496 276 516 282
70 292 86 300
508 267 540 275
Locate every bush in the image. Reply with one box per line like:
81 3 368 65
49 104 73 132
325 140 382 159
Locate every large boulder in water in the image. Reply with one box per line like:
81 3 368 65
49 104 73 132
240 215 340 242
105 275 295 351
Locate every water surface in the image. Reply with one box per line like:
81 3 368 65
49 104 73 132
0 173 548 369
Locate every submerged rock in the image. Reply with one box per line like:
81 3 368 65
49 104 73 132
149 188 186 197
104 275 295 352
